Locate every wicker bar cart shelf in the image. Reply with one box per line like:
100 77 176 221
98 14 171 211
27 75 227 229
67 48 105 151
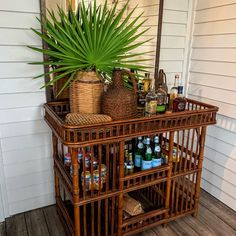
44 99 218 236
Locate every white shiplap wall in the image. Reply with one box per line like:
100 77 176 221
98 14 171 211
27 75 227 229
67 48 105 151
187 0 236 210
0 0 54 217
116 0 190 89
160 0 191 89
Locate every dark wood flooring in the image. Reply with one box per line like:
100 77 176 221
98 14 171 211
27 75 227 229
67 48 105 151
1 190 236 236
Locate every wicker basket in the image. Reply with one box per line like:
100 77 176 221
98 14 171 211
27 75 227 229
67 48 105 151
70 71 103 114
102 69 137 120
53 75 69 100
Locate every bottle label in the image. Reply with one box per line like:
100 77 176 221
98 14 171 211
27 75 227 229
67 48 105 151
135 154 142 167
157 104 166 113
126 165 134 170
142 160 152 170
178 102 185 111
146 147 152 154
152 158 162 168
154 145 161 153
138 142 144 149
146 101 157 114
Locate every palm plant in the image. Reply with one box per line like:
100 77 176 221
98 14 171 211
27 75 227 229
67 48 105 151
29 0 152 95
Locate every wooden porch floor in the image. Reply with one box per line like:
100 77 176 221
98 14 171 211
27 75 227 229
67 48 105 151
0 190 236 236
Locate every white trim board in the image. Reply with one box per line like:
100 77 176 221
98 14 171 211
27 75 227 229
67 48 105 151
0 142 9 222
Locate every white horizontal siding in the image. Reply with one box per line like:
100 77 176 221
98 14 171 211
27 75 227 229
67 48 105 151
187 0 236 210
160 0 190 88
0 0 52 217
0 0 40 13
0 46 43 62
0 29 42 46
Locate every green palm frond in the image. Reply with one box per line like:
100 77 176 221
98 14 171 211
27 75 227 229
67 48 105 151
29 0 153 94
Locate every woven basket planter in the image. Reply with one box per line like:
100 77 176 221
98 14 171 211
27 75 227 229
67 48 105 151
70 71 103 114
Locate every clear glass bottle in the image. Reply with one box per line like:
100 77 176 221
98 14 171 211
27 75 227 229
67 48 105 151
126 153 134 174
134 137 144 171
169 74 179 111
152 136 162 168
145 80 157 115
173 86 187 112
156 84 167 114
142 137 153 170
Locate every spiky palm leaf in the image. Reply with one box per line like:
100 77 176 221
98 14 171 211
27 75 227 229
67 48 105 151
29 0 152 94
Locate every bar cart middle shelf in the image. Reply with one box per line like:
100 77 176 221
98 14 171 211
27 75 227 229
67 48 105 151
44 98 218 236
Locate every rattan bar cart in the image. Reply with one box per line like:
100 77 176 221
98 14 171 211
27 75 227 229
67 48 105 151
44 98 218 236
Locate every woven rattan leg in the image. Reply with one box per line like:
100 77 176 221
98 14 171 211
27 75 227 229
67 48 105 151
118 140 125 236
193 126 207 216
72 148 80 236
165 131 174 219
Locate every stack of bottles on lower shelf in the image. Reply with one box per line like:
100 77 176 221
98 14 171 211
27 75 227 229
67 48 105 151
63 148 107 192
125 135 180 175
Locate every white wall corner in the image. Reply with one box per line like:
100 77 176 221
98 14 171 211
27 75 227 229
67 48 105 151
182 0 197 97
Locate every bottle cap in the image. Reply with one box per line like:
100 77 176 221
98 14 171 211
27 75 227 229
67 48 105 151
175 74 179 79
138 136 142 140
146 137 151 145
178 86 183 94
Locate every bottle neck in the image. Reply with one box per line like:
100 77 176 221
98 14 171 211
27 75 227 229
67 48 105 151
177 86 184 97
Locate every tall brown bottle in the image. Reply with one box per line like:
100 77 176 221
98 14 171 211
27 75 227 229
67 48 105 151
155 69 168 94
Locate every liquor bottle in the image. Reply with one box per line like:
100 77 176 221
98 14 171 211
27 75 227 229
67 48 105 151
173 86 187 112
126 153 134 174
142 137 152 170
145 80 157 115
143 72 151 93
156 69 168 94
169 74 179 111
156 83 167 114
152 136 162 168
137 73 146 111
134 137 144 171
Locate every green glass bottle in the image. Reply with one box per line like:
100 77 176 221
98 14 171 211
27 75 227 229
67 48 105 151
134 137 144 171
152 136 162 167
141 137 152 170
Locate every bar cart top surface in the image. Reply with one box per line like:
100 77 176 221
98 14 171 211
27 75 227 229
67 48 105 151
44 99 218 146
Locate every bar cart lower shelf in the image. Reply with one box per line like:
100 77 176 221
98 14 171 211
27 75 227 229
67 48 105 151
44 99 218 236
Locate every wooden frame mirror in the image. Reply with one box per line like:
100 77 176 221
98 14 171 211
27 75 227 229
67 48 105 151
39 0 164 102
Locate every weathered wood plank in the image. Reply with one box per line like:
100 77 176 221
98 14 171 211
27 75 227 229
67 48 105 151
5 213 28 236
25 209 50 236
0 222 6 236
200 190 236 231
43 205 66 236
169 219 199 236
138 228 157 236
183 215 215 236
198 204 236 236
152 225 178 236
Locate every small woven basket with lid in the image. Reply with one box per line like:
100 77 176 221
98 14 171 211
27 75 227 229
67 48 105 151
70 71 103 114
